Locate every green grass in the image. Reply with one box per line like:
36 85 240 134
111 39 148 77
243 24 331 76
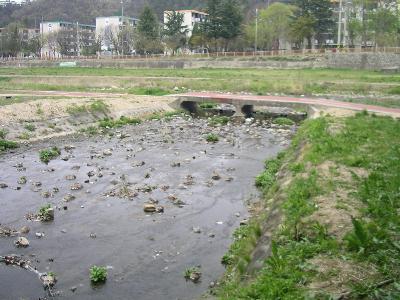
0 139 18 152
272 117 295 126
200 102 218 109
0 68 399 101
208 116 230 126
67 100 109 116
206 133 219 143
39 146 61 164
99 116 141 129
128 87 170 96
218 113 400 299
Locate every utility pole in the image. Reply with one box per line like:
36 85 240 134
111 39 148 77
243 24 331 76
337 0 343 48
121 0 124 56
255 8 258 53
76 22 80 56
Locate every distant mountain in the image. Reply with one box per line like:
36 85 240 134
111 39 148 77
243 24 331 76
0 0 289 28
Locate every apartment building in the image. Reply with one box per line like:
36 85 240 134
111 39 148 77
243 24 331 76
163 10 207 38
40 21 96 58
96 16 139 53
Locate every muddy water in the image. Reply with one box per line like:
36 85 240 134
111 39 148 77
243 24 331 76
0 117 291 300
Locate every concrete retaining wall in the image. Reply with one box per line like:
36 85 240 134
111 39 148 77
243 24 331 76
1 53 399 70
327 52 400 70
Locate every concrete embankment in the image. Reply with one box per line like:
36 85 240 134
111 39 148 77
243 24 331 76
1 53 399 70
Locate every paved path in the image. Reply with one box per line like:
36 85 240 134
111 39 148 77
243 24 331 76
181 92 400 118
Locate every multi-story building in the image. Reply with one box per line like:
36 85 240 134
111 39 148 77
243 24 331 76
40 21 96 58
0 0 33 6
96 16 139 53
163 10 207 38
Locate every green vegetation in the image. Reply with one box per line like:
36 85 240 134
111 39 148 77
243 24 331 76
272 117 295 126
38 204 53 221
80 126 99 136
17 132 31 140
23 123 36 132
0 139 18 152
0 69 399 104
90 266 107 284
206 133 219 143
218 113 400 299
208 116 230 126
39 147 61 164
199 102 218 109
128 87 170 96
183 267 201 281
67 100 109 115
0 128 8 139
99 116 141 129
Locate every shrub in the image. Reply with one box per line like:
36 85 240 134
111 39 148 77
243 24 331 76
99 116 141 129
39 147 61 164
90 266 107 284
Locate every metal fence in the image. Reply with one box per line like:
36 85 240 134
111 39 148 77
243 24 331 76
1 47 400 62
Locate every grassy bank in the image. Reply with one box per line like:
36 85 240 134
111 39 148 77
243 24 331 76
218 113 400 299
0 68 400 103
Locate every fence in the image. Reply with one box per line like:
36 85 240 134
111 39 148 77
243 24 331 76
1 47 400 62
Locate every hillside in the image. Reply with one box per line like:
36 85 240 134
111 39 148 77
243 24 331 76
0 0 280 27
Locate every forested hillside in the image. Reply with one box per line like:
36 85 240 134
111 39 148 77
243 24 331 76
0 0 276 27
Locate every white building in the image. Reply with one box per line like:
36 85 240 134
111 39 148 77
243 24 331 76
40 21 96 58
96 16 139 53
163 10 207 38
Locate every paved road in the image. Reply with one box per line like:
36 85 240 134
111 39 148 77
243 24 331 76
181 92 400 118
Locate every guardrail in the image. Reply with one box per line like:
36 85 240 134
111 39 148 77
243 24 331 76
1 47 400 62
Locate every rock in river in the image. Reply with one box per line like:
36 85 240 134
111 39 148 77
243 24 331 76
15 237 29 248
144 203 156 213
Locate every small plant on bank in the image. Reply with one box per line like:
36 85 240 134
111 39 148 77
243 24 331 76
206 133 219 143
0 128 8 139
24 123 36 132
39 146 61 164
273 117 295 126
0 139 18 152
90 266 107 284
66 104 87 115
38 204 54 221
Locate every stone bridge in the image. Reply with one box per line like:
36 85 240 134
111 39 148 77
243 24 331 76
174 92 400 119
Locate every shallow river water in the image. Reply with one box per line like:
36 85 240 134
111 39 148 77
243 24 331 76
0 116 291 300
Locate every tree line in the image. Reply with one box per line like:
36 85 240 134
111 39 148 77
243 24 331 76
1 0 399 57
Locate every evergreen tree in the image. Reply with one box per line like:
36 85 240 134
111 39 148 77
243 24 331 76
291 0 334 47
163 11 188 55
137 6 159 39
203 0 243 51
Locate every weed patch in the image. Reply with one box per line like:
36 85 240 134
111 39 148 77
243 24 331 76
205 133 219 143
90 266 107 284
0 139 18 152
39 147 61 164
